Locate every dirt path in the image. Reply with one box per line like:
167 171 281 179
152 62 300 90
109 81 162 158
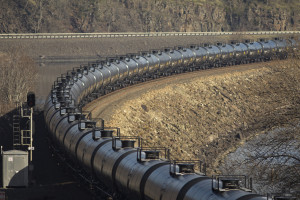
84 59 300 174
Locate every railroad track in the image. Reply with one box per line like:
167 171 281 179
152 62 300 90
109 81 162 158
1 31 300 39
83 61 271 121
44 37 298 199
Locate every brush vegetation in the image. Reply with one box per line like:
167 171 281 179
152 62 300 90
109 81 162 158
0 0 299 33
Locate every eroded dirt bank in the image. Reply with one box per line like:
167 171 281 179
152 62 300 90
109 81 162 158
85 59 300 174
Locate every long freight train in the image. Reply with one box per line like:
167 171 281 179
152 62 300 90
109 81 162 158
44 37 298 200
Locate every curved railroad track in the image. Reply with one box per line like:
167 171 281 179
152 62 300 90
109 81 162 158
83 61 268 121
44 36 298 200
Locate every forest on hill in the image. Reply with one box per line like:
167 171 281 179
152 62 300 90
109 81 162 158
0 0 299 33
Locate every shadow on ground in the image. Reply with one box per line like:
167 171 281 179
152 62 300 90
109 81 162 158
0 110 94 200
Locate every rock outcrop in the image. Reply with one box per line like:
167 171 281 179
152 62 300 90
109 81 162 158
0 0 299 33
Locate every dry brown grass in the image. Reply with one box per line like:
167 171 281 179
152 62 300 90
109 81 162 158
103 59 300 175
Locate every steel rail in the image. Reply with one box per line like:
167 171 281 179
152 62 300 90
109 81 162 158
0 31 299 39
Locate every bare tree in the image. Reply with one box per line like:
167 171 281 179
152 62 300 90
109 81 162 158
0 48 37 115
220 125 300 197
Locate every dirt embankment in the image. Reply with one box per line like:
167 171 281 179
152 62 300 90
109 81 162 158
85 59 300 175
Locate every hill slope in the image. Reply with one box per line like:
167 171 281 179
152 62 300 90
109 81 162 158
84 59 300 176
0 0 299 33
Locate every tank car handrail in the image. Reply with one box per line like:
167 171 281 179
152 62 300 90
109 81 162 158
44 37 297 200
112 135 141 147
137 147 170 162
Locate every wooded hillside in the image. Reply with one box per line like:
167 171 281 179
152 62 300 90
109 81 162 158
0 0 299 33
